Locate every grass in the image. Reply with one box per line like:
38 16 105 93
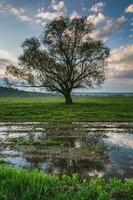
8 138 71 147
0 97 133 199
0 166 132 200
0 159 8 165
0 96 133 122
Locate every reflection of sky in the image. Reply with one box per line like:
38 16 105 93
0 122 133 178
0 0 133 92
103 132 133 179
3 156 31 169
105 133 133 149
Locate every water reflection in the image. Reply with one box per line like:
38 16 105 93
104 132 133 179
0 122 133 179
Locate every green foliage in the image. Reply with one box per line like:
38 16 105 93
0 166 133 200
0 96 133 122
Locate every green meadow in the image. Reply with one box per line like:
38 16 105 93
0 96 133 122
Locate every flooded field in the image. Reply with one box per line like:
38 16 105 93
0 122 133 179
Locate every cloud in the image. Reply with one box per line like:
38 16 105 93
35 10 63 22
109 45 133 64
129 34 133 38
35 2 65 24
70 11 80 20
90 2 105 13
108 44 133 79
7 5 32 22
81 3 86 11
87 12 106 25
97 78 133 92
51 0 66 12
0 49 17 67
92 16 127 39
0 3 5 13
0 4 32 22
0 49 18 77
125 4 133 13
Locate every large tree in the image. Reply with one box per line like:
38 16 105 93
6 17 109 104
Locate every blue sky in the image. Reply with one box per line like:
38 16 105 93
0 0 133 92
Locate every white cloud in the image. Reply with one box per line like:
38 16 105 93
129 34 133 38
0 49 18 77
35 2 66 24
125 4 133 13
108 45 133 79
92 16 127 39
70 11 80 20
87 12 106 25
110 45 133 64
0 3 5 13
81 3 86 11
7 5 32 22
0 4 32 22
36 10 63 21
90 2 105 13
34 19 43 25
0 49 17 67
51 0 66 12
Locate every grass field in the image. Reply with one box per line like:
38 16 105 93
0 166 133 200
0 96 133 122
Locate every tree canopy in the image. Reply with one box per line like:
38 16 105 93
6 17 110 104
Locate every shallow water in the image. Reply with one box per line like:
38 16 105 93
0 122 133 179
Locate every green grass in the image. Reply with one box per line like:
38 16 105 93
9 138 70 147
0 166 133 200
0 159 8 165
0 96 133 122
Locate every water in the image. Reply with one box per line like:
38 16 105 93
0 122 133 179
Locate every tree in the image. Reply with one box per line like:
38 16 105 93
6 17 110 104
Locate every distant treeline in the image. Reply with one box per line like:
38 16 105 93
0 87 133 97
0 87 54 97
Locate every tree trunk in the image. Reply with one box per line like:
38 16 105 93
64 93 73 104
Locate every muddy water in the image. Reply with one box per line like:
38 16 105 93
0 122 133 179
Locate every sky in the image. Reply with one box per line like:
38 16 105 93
0 0 133 92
